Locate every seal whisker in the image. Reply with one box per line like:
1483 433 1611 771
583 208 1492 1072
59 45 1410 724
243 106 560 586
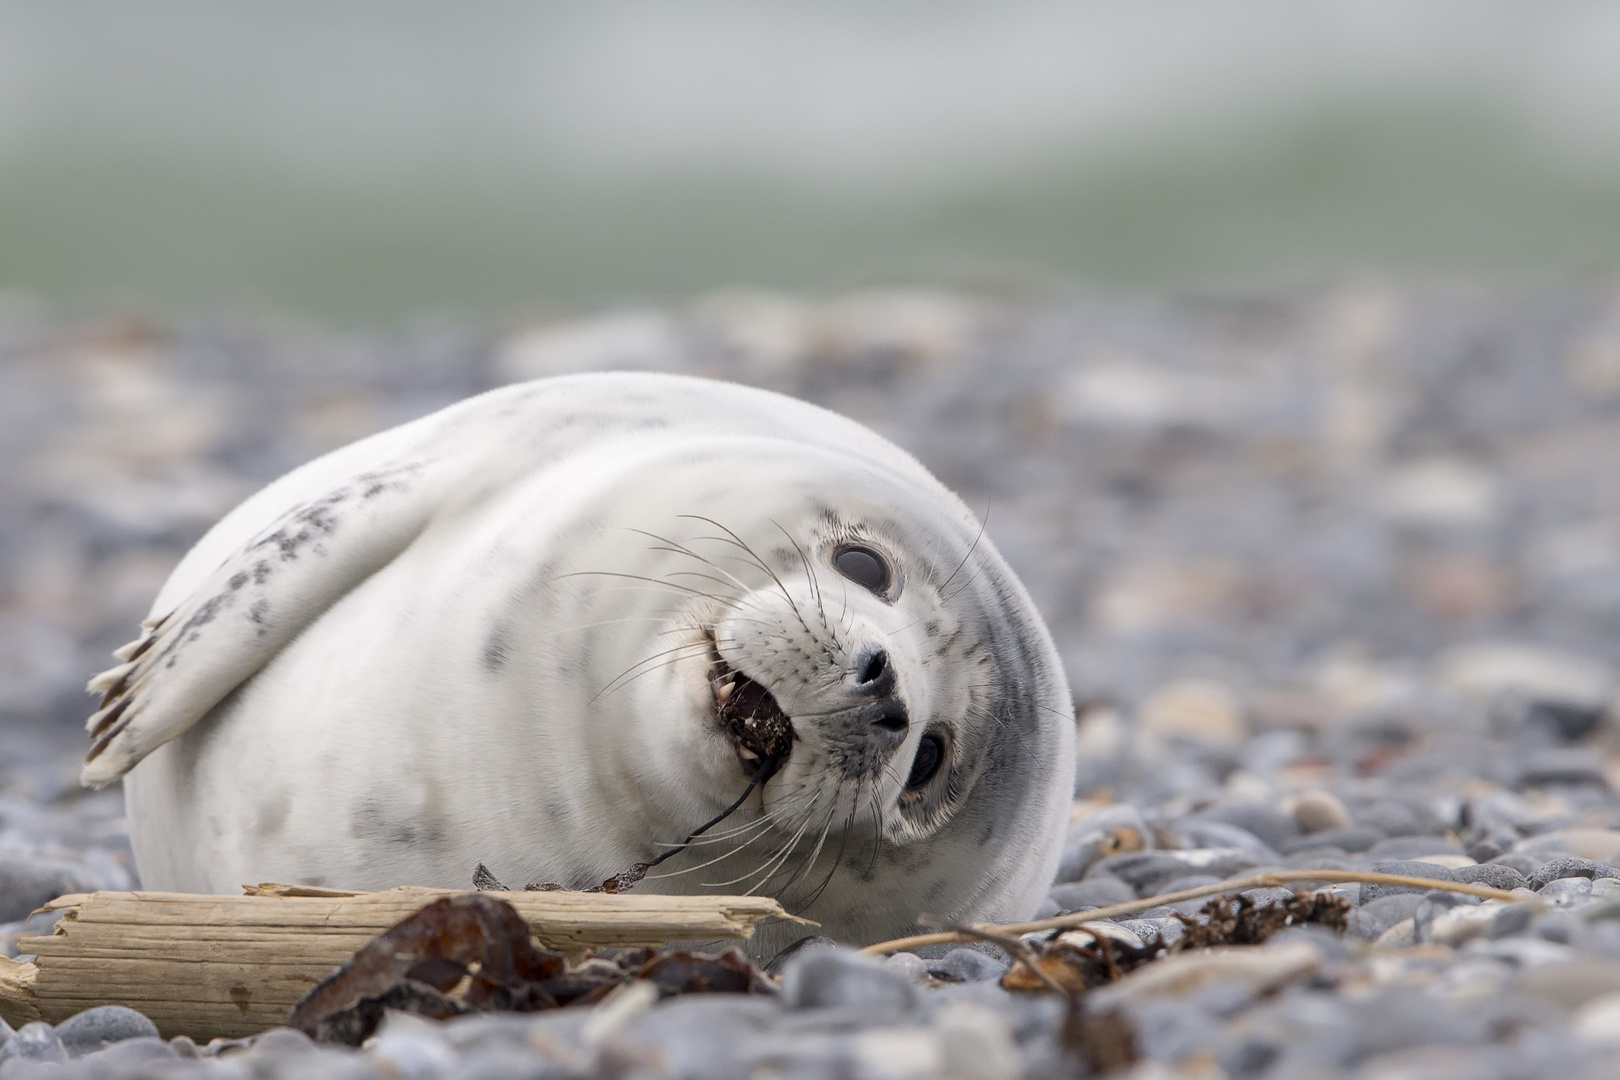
938 498 991 596
625 529 758 596
729 797 824 895
591 640 725 702
677 515 823 650
771 782 846 903
678 790 821 889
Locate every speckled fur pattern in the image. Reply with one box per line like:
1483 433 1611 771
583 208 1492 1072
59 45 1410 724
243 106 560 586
94 373 1074 950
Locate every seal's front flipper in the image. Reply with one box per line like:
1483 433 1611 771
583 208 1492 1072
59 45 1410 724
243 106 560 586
81 465 435 787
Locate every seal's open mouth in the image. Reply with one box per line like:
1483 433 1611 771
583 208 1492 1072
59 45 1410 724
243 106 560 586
708 634 794 772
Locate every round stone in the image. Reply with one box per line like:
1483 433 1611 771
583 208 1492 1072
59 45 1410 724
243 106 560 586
1290 790 1354 834
925 949 1009 984
779 949 919 1013
55 1005 160 1057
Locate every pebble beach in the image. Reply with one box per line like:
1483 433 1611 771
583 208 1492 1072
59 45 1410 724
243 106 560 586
6 284 1620 1077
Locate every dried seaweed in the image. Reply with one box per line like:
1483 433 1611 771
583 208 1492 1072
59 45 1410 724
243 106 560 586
1000 890 1349 1002
1000 932 1165 995
290 893 772 1046
1173 891 1349 951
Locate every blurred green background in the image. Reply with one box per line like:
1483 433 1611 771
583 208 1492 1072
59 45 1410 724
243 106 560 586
4 0 1620 319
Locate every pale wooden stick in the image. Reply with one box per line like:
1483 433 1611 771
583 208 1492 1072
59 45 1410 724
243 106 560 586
859 869 1525 955
0 885 805 1041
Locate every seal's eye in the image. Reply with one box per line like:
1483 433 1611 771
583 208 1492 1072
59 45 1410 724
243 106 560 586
832 544 892 596
905 732 944 790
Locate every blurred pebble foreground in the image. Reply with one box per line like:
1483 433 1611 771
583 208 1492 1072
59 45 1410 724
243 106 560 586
8 284 1620 1076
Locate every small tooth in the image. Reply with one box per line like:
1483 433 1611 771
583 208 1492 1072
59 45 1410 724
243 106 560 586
739 749 759 760
715 682 735 703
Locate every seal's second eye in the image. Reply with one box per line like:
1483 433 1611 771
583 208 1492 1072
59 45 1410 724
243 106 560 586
906 732 944 790
833 544 892 595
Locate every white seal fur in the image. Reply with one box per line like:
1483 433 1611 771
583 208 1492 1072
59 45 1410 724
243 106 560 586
85 373 1074 950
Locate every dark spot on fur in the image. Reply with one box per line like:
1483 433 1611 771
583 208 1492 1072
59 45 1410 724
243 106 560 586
228 571 249 591
248 599 271 629
252 560 272 585
350 797 448 847
482 624 511 672
924 619 940 638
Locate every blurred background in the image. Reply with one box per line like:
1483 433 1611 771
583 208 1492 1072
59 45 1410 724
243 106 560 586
8 0 1620 904
5 0 1620 318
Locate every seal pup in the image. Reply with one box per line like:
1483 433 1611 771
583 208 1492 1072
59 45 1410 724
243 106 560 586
84 372 1074 951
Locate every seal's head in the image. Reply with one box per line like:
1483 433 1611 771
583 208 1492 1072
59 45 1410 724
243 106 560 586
589 445 1074 946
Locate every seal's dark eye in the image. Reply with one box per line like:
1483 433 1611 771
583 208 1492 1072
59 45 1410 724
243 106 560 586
832 544 891 595
906 732 944 790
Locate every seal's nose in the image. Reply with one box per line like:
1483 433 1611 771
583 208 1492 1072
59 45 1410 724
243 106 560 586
853 647 896 698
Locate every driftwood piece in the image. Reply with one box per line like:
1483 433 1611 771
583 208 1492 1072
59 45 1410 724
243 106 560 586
0 885 801 1040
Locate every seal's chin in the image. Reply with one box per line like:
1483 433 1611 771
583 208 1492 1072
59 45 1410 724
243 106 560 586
706 633 794 774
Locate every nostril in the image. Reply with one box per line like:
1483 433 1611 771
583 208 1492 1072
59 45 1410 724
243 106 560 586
871 699 908 734
858 649 889 686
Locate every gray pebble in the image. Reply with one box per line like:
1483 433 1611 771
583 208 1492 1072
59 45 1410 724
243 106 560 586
1087 850 1263 895
447 1045 576 1080
0 860 93 924
1347 894 1426 938
1529 855 1619 891
0 1022 66 1064
1281 848 1355 870
1488 902 1539 940
1048 875 1135 912
779 949 918 1014
1452 863 1527 891
1054 804 1151 883
1365 835 1464 861
882 952 929 983
1360 861 1456 902
1279 826 1384 855
1118 918 1180 947
55 1005 160 1057
1539 876 1594 903
925 949 1008 983
1353 801 1425 837
73 1036 177 1069
1193 801 1299 852
1516 748 1609 788
1491 852 1546 878
1156 874 1222 895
